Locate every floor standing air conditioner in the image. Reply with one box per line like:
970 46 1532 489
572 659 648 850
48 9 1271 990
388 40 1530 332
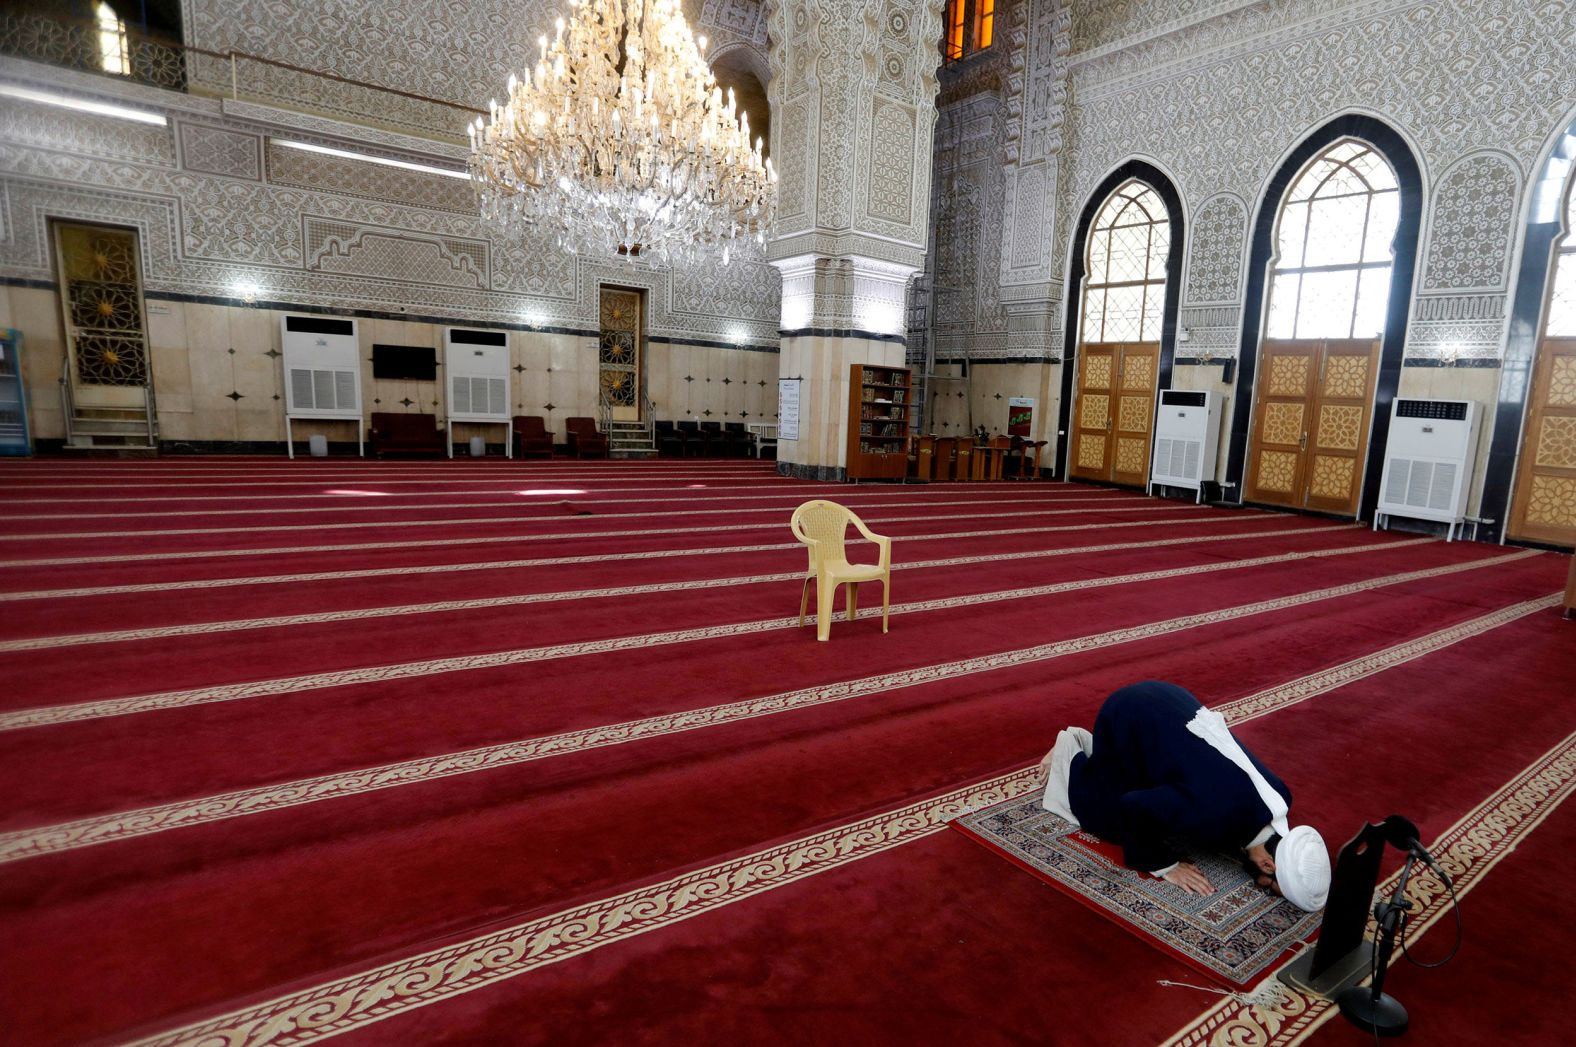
443 328 512 458
1149 390 1222 502
1374 398 1481 540
280 315 363 458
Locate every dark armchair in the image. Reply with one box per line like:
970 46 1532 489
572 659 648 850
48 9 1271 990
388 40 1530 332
512 415 554 458
564 417 610 458
655 419 685 457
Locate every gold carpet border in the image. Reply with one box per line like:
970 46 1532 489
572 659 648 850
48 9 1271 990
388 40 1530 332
0 525 1365 652
6 538 1494 734
125 632 1574 1047
127 768 1045 1047
1211 593 1567 725
0 510 1279 592
1162 727 1576 1047
0 471 812 492
0 471 1084 492
0 485 1123 507
2 490 1111 522
2 560 1540 868
0 499 1190 544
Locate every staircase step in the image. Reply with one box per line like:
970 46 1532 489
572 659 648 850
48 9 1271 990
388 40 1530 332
71 420 152 435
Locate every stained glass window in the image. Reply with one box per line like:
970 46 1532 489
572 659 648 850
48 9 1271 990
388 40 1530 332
1546 183 1576 337
944 0 966 62
976 0 995 50
942 0 993 63
96 2 128 75
1265 139 1399 340
1081 181 1170 343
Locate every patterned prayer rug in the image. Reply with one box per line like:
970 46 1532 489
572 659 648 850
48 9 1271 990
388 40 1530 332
952 793 1322 987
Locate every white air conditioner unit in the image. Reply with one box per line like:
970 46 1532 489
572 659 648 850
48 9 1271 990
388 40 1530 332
443 327 512 458
280 314 363 458
1149 389 1222 503
1375 398 1482 540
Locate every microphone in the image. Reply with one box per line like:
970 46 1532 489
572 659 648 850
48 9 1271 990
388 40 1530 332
1382 815 1453 888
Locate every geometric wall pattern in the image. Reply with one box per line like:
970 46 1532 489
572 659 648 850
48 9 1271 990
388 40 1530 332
924 0 1576 366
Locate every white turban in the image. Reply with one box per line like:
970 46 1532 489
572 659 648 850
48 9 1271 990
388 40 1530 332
1275 825 1331 911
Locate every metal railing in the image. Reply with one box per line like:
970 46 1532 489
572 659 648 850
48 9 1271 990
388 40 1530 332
58 354 75 447
1 11 483 143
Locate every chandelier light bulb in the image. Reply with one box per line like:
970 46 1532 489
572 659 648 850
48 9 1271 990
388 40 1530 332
468 0 774 264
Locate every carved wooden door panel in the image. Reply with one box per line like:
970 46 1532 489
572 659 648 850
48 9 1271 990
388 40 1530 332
1303 340 1379 515
1509 339 1576 546
1247 342 1319 508
1110 343 1159 488
1248 340 1378 515
1070 345 1116 481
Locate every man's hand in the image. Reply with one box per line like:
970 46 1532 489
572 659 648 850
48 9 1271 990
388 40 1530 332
1035 747 1055 781
1162 862 1215 896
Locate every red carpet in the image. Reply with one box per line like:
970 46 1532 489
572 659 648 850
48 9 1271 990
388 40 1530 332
0 457 1570 1046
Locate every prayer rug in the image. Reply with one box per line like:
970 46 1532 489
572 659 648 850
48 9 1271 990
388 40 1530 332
952 792 1322 987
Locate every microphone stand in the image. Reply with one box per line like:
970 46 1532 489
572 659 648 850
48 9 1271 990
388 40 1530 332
1336 848 1418 1036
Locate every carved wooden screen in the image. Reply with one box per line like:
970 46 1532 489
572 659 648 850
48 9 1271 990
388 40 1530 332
598 287 643 423
52 222 150 408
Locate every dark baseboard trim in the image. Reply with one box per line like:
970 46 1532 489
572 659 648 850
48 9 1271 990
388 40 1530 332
778 327 907 346
777 461 846 482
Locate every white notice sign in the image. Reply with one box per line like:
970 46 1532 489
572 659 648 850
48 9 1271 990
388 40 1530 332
778 378 800 440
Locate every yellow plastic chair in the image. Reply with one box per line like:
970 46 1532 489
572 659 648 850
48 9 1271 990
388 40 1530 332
790 499 893 642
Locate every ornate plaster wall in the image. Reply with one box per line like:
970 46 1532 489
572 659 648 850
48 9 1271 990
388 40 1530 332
1 0 788 444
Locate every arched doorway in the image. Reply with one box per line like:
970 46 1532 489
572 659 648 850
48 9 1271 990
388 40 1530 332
1062 172 1181 487
1507 172 1576 545
1244 139 1400 515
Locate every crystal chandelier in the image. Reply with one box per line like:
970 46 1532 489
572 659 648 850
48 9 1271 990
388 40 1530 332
468 0 776 264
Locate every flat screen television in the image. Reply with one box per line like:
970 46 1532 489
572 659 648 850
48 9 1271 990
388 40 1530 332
372 344 437 381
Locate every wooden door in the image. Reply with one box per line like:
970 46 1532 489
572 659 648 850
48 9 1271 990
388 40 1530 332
1110 344 1159 487
1247 339 1378 515
1071 343 1157 485
1070 345 1115 480
1303 340 1379 515
1508 339 1576 546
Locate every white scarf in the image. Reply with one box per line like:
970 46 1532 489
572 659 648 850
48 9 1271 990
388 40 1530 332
1185 707 1290 836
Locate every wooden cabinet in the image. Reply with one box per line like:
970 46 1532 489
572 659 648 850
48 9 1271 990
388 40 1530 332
846 364 912 480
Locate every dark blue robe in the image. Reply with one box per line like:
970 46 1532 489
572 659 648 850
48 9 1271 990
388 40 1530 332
1067 680 1292 872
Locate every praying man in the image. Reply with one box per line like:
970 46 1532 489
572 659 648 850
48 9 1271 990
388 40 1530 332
1039 680 1331 911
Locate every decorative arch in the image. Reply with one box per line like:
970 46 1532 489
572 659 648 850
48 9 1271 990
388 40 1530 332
1488 108 1576 545
1056 159 1185 479
1225 114 1423 516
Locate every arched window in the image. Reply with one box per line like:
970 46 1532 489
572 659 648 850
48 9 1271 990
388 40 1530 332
96 2 129 75
1547 184 1576 336
1265 140 1399 340
1081 180 1171 343
942 0 994 63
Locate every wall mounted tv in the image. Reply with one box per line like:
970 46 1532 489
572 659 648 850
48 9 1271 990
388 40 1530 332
372 344 438 381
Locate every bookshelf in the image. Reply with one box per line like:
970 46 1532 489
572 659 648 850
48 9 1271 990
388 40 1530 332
846 363 912 480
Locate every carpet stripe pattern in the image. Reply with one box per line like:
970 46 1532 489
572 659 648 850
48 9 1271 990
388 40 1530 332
0 457 1568 1047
